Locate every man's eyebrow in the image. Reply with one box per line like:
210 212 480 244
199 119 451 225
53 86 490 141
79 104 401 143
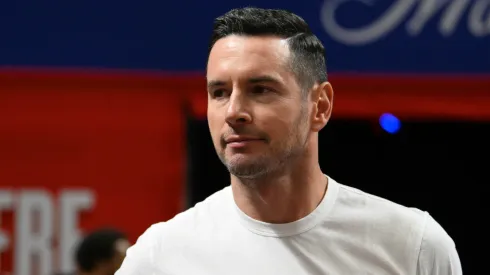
207 79 226 89
206 75 282 89
248 75 282 85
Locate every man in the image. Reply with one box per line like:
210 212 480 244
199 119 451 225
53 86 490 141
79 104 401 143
116 7 462 274
75 228 130 275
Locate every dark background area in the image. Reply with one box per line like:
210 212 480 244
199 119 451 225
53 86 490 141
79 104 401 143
187 118 487 274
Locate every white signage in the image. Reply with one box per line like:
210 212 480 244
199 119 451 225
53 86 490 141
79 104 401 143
0 189 94 275
320 0 490 46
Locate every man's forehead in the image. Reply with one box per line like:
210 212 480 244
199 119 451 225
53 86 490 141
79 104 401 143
213 34 289 47
207 35 291 79
209 35 290 62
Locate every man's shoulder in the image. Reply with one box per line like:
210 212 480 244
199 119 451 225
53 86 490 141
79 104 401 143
327 181 432 273
332 182 431 248
416 214 462 274
145 185 233 239
169 185 233 225
116 186 233 274
332 181 461 273
335 182 428 227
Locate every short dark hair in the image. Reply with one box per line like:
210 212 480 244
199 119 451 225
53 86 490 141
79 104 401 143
75 228 127 272
209 7 327 92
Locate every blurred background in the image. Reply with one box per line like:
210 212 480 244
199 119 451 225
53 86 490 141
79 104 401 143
0 0 488 274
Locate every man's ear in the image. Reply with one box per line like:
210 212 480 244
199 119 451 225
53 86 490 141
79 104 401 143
310 81 334 132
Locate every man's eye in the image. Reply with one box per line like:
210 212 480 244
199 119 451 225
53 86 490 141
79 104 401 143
252 86 271 94
212 90 226 98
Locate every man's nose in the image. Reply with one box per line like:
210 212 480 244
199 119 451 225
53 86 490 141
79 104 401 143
225 91 252 126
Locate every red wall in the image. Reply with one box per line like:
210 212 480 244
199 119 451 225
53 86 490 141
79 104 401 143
0 70 189 273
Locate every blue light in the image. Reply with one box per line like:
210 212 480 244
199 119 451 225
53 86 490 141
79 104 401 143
379 113 401 134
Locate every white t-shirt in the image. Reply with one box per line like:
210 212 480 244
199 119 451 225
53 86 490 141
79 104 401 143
116 177 462 275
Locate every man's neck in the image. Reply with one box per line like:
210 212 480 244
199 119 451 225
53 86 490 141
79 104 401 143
230 155 327 224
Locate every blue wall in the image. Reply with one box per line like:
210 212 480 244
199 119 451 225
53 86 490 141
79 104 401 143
1 0 488 72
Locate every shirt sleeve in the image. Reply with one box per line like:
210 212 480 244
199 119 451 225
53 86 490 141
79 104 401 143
115 222 166 275
416 213 462 275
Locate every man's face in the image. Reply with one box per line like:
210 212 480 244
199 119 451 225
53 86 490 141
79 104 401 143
206 35 310 179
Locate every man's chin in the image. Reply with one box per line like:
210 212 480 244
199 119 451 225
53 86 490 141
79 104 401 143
226 154 260 166
226 158 269 179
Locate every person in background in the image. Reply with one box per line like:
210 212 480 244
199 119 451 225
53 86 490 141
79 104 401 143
75 228 130 275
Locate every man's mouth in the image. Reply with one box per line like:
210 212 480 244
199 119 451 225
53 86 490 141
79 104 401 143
224 135 265 148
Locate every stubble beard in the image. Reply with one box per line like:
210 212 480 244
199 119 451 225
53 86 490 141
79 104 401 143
218 106 309 183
